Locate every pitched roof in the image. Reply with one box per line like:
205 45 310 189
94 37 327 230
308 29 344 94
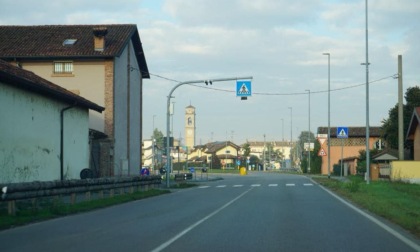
0 60 104 112
317 126 382 137
0 24 149 78
406 107 420 141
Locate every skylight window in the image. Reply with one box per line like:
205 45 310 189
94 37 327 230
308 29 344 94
63 39 77 46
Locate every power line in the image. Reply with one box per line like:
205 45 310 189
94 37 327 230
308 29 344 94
143 70 397 96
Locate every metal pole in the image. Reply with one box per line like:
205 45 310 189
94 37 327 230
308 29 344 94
398 55 404 160
263 134 266 171
305 90 311 173
165 77 252 187
152 115 155 172
323 52 331 178
281 118 284 141
364 0 370 184
288 107 292 166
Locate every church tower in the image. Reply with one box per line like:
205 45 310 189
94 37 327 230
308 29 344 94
185 105 196 149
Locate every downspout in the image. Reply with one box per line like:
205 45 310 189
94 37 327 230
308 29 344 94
61 104 76 181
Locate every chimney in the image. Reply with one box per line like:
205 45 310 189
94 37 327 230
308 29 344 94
93 27 108 52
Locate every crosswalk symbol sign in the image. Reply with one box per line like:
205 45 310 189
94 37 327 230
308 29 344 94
236 81 252 97
337 127 349 138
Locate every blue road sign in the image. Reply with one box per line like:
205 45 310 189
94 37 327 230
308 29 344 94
337 127 349 138
236 80 252 97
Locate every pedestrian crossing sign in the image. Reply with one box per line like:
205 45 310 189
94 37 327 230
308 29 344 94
337 127 349 138
236 80 252 97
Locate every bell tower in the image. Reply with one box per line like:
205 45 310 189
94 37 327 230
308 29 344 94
185 105 196 149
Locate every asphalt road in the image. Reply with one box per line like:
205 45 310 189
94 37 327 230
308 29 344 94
0 172 419 252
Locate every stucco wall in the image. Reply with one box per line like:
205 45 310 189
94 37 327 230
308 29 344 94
414 126 420 161
320 137 379 175
391 161 420 184
22 60 106 132
113 40 142 176
0 83 89 183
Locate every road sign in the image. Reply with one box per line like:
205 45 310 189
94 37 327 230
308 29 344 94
236 80 252 97
337 127 349 138
236 160 241 165
317 138 326 146
318 148 327 156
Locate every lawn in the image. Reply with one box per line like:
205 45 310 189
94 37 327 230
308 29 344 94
312 176 420 238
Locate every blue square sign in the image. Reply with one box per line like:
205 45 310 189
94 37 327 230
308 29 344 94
236 81 252 97
337 127 349 138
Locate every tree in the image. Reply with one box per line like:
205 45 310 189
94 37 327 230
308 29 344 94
153 128 164 148
382 86 420 149
356 148 380 174
242 142 251 157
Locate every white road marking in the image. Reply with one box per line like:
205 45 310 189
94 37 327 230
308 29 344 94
233 185 244 187
251 184 261 187
216 185 226 188
315 180 420 251
303 183 313 186
198 186 210 189
268 184 278 187
151 188 254 252
286 183 295 186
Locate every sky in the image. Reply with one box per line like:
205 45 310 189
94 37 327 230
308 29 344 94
1 0 420 145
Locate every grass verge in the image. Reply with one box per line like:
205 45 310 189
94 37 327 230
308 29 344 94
312 176 420 238
0 189 170 230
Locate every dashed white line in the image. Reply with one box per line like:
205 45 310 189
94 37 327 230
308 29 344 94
198 186 210 189
251 184 261 187
233 185 244 187
286 183 295 187
304 183 314 186
216 185 226 188
268 184 278 187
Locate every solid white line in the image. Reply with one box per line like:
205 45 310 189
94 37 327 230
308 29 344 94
151 188 253 252
315 180 420 251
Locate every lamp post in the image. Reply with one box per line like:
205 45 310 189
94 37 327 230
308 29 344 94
263 134 266 171
165 76 252 188
305 89 311 173
323 52 331 178
288 107 292 166
152 115 156 171
281 118 284 141
361 0 370 184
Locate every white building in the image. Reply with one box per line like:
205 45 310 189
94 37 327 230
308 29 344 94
0 60 104 183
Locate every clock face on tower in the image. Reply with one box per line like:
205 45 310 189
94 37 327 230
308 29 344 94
187 129 193 135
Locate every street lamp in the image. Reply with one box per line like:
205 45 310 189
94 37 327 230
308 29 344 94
323 52 331 178
152 115 156 171
305 89 311 173
288 107 292 166
165 76 252 188
263 134 266 171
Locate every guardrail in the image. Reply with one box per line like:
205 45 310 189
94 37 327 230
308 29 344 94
0 175 162 215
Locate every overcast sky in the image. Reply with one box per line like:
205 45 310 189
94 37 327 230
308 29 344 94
1 0 419 145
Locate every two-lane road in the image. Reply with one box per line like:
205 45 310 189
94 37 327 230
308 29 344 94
1 173 419 251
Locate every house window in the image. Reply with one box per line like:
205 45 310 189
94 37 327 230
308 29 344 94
54 62 73 74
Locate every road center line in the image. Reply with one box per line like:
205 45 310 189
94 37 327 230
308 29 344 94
151 188 254 252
